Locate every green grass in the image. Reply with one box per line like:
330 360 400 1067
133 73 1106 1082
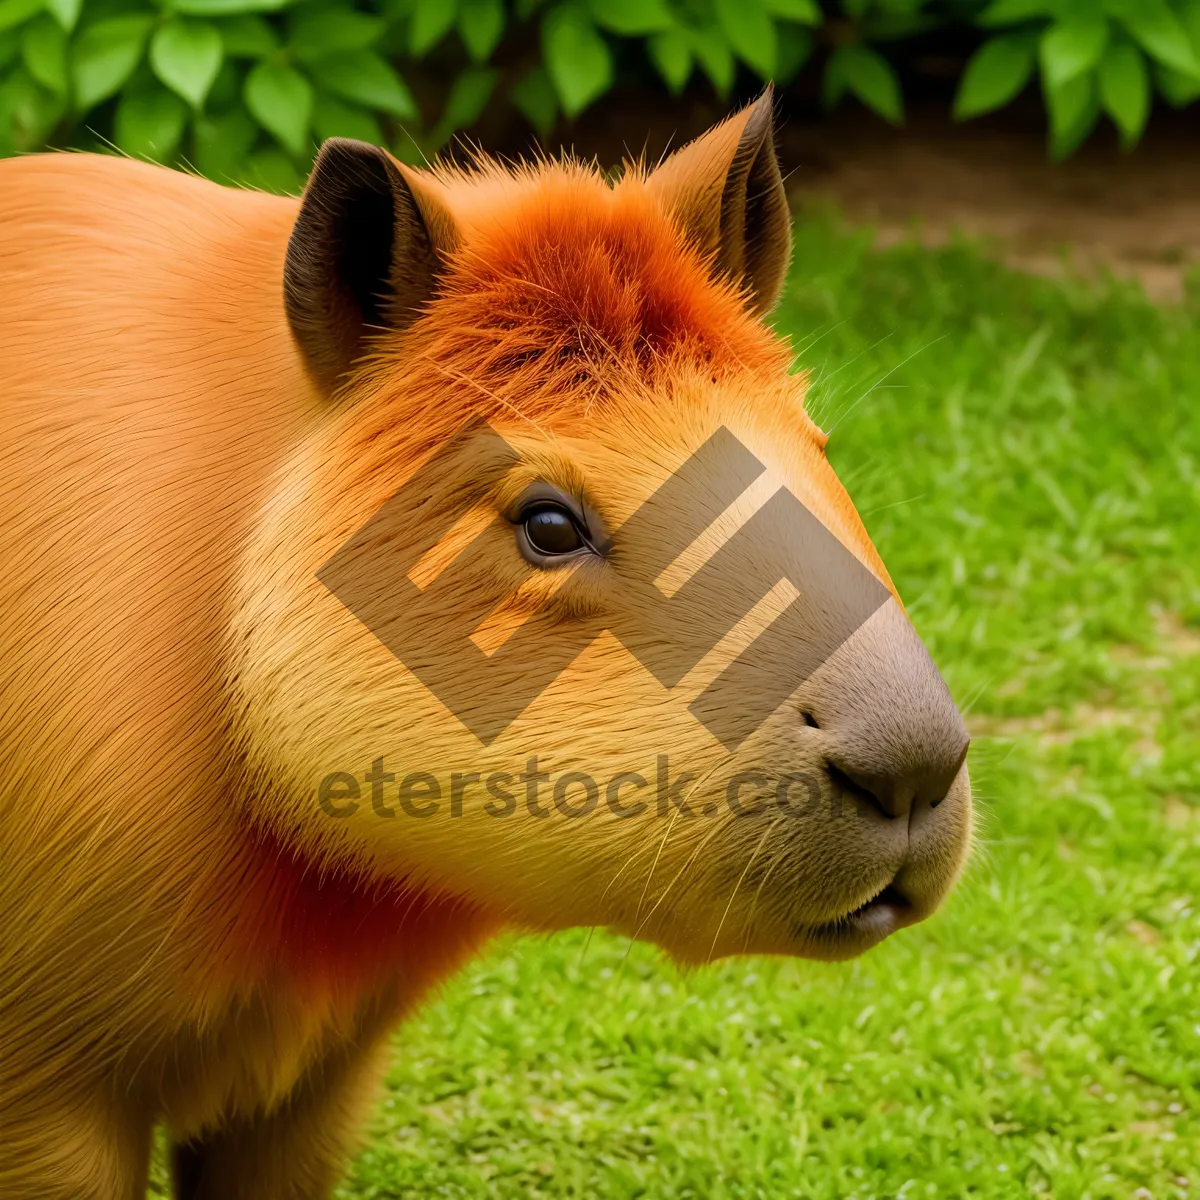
329 217 1200 1198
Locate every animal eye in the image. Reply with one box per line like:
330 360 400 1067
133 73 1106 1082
522 504 585 556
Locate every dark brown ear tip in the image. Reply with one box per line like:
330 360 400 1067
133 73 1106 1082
644 86 790 315
748 83 776 116
312 138 363 168
315 136 384 159
306 138 397 191
736 86 779 152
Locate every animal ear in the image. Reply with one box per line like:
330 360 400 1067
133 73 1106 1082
284 138 457 393
647 87 792 314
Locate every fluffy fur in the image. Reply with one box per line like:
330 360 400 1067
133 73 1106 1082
0 100 971 1198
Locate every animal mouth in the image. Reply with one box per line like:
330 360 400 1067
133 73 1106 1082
799 880 917 952
841 882 911 930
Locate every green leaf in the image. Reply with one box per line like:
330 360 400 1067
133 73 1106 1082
458 0 504 61
763 0 820 23
410 0 458 54
1 66 67 150
1179 0 1200 49
0 0 42 36
21 16 68 94
977 0 1052 27
541 2 612 117
859 11 938 41
167 0 289 16
150 20 223 108
217 14 277 56
715 0 775 77
588 0 672 36
954 31 1038 118
312 91 382 144
115 84 188 161
1154 60 1200 105
1098 38 1148 146
440 64 495 129
288 8 382 62
380 0 410 16
193 102 257 178
70 16 152 111
307 50 416 118
1044 68 1097 158
647 27 692 94
690 23 734 96
44 0 82 35
244 59 312 155
824 44 904 124
510 64 556 135
1038 18 1107 88
247 146 302 193
1117 0 1200 77
774 23 813 84
428 64 496 146
205 57 239 107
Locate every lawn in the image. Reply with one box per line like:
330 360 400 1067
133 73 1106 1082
144 215 1200 1200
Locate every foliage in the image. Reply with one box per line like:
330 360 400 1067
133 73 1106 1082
962 0 1200 157
2 0 1200 189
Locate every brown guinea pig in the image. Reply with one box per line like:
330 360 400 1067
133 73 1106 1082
0 90 970 1199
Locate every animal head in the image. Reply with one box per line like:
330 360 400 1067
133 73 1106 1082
233 90 972 965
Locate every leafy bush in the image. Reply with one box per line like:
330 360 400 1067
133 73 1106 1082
957 0 1200 157
1 0 1199 191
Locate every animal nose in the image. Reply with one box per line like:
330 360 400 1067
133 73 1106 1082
802 601 970 821
825 740 968 819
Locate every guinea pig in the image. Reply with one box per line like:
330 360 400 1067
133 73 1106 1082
0 88 970 1199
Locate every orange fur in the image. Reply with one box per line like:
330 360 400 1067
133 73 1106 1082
0 127 969 1198
0 155 489 1195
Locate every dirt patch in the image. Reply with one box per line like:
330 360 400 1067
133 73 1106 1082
971 607 1196 748
1154 607 1200 655
1163 796 1200 830
780 101 1200 303
1108 608 1200 673
969 702 1148 746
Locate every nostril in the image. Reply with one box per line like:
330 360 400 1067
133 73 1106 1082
825 738 968 821
825 761 897 818
801 711 819 729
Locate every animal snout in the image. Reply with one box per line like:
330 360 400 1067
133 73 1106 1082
802 601 970 822
824 736 968 820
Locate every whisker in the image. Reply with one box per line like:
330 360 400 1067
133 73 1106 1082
630 743 735 925
707 819 776 963
859 493 927 517
959 674 997 717
740 817 791 952
630 811 734 944
633 808 681 927
828 335 947 434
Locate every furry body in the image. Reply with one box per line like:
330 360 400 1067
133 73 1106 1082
0 108 972 1197
0 156 495 1196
